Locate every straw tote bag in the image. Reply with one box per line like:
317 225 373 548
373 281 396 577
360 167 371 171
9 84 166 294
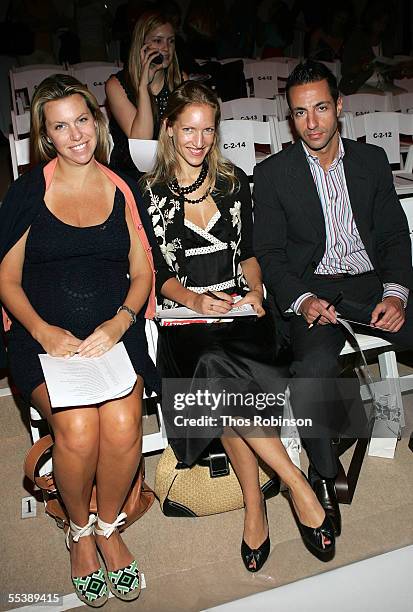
154 442 280 517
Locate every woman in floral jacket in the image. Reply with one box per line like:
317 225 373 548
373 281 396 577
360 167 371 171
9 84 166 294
141 81 335 572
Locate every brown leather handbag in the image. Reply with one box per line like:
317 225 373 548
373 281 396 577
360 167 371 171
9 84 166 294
24 435 155 531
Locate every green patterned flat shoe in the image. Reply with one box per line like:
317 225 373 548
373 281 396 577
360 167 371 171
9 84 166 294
95 513 141 601
72 567 108 607
67 514 108 608
107 559 141 601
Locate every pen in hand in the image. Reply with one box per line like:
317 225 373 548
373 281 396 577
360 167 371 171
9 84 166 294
308 291 343 329
205 290 233 303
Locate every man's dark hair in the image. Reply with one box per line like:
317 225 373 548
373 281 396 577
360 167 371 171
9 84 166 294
286 60 339 108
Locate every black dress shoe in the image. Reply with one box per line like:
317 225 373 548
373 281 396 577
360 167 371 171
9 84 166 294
241 534 270 572
309 468 342 537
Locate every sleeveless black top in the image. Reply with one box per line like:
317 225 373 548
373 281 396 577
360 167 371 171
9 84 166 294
108 69 170 174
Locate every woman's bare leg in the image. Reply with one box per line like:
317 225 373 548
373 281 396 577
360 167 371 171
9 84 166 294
31 383 100 577
236 432 325 528
94 378 143 571
221 433 267 551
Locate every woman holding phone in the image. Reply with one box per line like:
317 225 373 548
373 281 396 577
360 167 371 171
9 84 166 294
105 10 186 176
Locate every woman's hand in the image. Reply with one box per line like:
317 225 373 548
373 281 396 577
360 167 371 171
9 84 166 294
235 290 265 318
140 44 164 86
189 291 233 316
36 324 82 358
77 316 128 358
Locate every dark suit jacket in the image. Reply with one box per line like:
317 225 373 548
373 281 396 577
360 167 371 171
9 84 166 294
252 138 413 314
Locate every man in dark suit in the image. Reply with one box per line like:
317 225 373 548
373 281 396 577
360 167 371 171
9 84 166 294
253 60 413 536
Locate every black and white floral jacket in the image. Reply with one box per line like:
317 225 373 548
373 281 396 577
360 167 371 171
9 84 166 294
141 166 255 307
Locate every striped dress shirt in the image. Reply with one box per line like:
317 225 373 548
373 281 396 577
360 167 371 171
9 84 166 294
292 137 408 313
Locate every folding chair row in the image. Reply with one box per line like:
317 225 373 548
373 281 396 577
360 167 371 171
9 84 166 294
128 116 293 178
220 97 278 121
9 61 120 117
345 111 413 167
341 91 395 114
394 92 413 114
68 61 120 106
218 119 278 177
9 64 71 115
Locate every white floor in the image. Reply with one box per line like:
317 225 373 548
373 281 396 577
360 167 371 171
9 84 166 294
205 545 413 612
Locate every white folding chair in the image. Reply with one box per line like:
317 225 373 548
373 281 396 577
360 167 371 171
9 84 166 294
351 112 413 167
266 115 294 154
8 134 30 180
219 119 276 176
69 62 120 106
341 92 394 115
10 110 30 139
243 60 279 98
339 111 356 140
9 65 70 114
395 92 413 114
273 93 290 120
263 57 300 90
128 139 158 172
220 97 278 121
141 320 168 454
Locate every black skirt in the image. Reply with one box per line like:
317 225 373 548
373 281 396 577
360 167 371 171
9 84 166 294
157 308 289 465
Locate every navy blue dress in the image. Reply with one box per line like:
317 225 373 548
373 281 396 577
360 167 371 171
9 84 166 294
7 188 160 403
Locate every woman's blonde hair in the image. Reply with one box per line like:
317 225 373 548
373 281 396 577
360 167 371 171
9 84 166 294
143 81 238 194
127 11 182 118
31 73 109 163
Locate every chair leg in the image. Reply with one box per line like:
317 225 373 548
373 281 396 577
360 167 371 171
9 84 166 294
334 438 369 504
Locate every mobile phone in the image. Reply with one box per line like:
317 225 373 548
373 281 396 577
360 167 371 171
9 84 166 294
151 53 164 65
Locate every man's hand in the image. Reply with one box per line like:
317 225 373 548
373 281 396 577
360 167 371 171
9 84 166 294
299 296 337 326
370 296 405 332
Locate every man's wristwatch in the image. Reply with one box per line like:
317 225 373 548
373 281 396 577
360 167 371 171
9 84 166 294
117 304 137 326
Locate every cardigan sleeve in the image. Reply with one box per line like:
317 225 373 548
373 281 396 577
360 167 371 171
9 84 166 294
0 165 45 368
0 167 44 263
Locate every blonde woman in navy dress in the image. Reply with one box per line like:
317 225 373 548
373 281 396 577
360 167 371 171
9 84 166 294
0 75 165 606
